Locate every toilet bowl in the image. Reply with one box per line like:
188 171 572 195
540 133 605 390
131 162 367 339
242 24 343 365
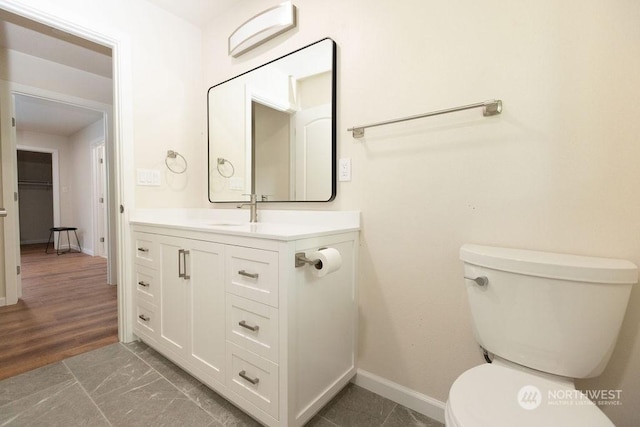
446 244 637 426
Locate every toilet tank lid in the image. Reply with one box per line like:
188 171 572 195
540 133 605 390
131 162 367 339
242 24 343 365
460 244 638 284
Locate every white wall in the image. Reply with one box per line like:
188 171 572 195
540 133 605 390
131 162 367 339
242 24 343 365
203 1 640 425
254 103 289 200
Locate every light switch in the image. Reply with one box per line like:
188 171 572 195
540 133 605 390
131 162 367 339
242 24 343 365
230 177 244 190
339 158 351 182
137 169 161 186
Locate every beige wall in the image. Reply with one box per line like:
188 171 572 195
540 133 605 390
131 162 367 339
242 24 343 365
203 1 640 425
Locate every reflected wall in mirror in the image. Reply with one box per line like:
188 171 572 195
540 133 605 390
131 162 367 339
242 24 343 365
208 38 336 202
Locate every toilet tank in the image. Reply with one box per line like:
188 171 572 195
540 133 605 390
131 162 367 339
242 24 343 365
460 244 637 378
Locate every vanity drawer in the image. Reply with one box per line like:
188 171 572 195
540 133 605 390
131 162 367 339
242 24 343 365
134 301 158 341
134 233 158 269
135 266 158 304
226 342 279 419
226 246 279 307
227 294 279 362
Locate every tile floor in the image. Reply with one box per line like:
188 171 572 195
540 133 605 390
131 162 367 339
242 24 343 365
0 342 443 426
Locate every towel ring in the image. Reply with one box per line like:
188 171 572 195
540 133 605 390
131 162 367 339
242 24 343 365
165 150 187 174
217 157 235 178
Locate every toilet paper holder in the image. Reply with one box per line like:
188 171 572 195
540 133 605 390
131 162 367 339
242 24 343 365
295 248 326 268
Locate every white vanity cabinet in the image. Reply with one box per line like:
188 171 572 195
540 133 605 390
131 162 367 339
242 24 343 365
130 213 359 427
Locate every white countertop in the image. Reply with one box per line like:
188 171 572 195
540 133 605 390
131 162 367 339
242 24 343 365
130 209 360 241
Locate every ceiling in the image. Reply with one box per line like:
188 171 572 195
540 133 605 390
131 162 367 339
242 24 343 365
145 0 243 28
14 94 104 137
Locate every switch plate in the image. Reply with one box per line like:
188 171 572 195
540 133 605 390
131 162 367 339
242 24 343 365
339 158 351 182
137 169 161 186
229 177 244 190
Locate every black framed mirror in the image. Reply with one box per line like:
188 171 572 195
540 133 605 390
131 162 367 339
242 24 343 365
207 38 336 203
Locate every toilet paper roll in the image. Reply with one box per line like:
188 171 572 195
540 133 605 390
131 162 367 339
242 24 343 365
309 247 342 277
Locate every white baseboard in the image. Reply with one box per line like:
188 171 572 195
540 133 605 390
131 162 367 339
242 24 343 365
53 244 92 256
81 247 94 256
353 369 446 424
0 297 5 306
20 239 49 245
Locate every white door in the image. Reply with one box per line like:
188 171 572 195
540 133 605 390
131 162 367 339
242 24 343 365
0 81 21 305
294 103 332 201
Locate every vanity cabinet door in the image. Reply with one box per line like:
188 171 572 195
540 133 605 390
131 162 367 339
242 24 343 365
187 238 225 384
156 235 226 382
158 236 188 357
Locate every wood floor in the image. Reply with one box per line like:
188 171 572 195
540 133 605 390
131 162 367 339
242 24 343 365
0 244 117 380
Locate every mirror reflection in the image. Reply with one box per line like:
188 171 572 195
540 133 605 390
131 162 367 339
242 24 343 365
208 38 336 202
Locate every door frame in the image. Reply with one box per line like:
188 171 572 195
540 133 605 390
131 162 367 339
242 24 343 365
0 81 21 305
0 0 135 342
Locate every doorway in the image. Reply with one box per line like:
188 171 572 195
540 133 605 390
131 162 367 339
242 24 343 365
17 150 54 245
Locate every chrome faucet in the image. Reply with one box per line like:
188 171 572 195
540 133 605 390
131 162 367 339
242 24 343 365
237 194 258 223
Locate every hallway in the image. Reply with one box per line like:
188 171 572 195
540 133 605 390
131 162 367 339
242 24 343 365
0 244 117 380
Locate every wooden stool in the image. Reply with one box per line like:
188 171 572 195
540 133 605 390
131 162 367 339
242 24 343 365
45 227 82 255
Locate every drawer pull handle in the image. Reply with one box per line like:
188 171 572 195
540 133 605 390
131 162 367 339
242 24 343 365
138 281 149 287
238 270 259 279
239 370 260 385
138 314 150 322
137 247 149 253
238 320 260 332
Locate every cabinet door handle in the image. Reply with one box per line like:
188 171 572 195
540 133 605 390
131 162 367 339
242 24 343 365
238 370 260 385
178 249 191 279
138 314 150 322
137 247 149 253
183 250 190 279
238 270 259 279
178 249 185 278
238 320 260 332
138 281 149 287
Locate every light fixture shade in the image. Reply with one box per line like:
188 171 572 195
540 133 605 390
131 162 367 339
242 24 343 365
228 1 297 57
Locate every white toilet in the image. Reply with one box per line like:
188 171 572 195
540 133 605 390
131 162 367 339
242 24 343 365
446 244 638 427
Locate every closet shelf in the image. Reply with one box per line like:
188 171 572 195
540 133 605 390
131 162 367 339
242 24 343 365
18 180 53 187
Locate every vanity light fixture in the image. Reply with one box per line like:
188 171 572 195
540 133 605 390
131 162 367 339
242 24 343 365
228 1 297 57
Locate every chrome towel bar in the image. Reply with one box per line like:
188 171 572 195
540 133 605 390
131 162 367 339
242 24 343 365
347 99 502 138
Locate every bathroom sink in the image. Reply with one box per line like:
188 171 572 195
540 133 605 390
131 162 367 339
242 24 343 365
207 222 245 226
